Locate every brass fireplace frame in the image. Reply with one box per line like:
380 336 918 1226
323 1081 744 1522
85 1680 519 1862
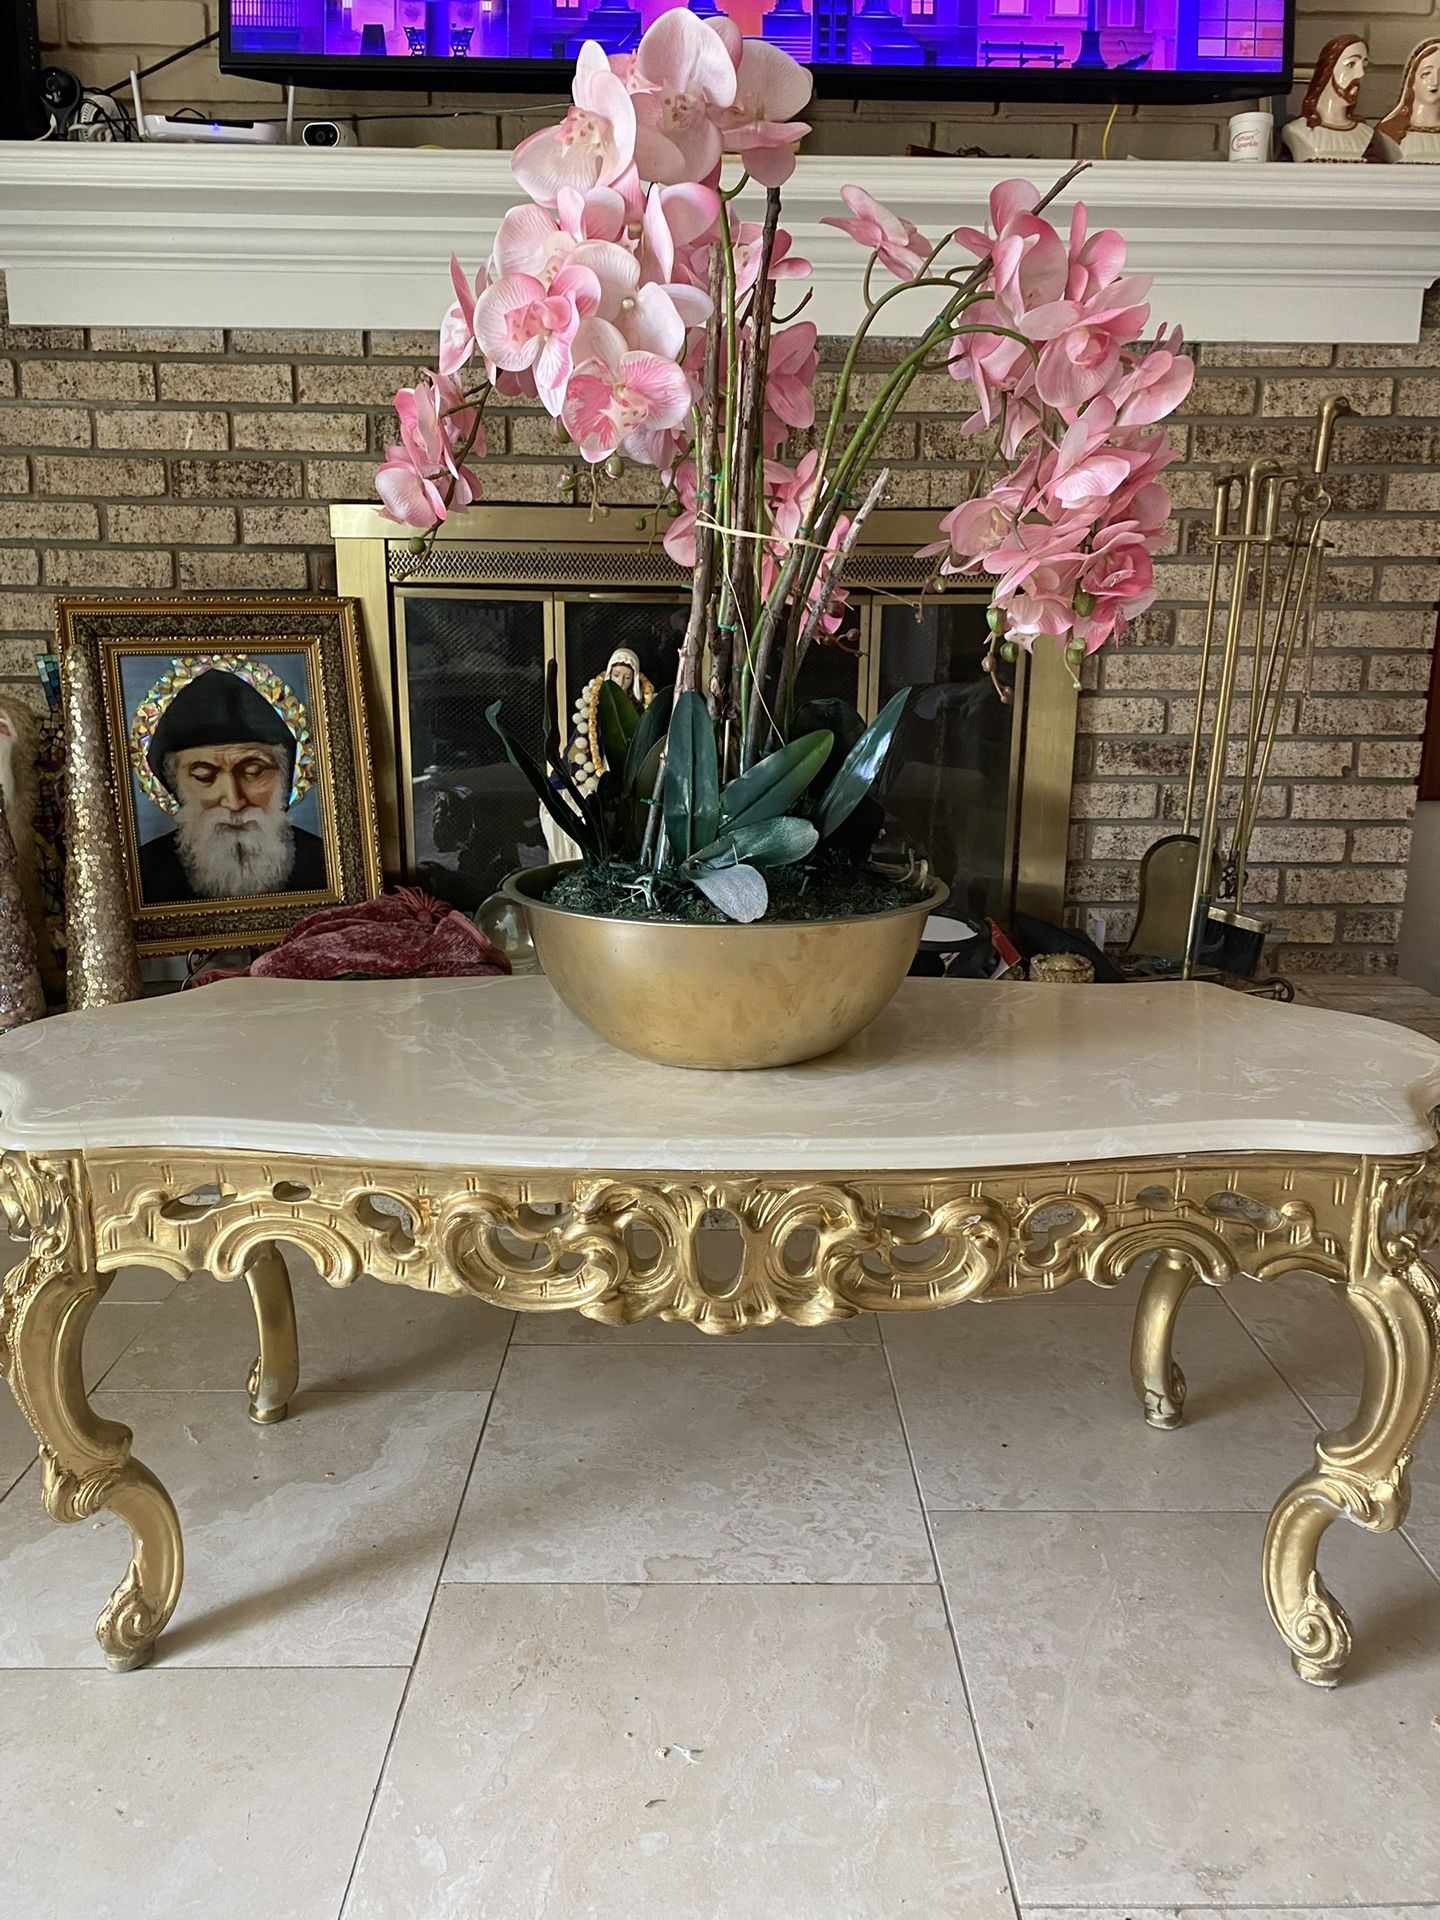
330 503 1078 919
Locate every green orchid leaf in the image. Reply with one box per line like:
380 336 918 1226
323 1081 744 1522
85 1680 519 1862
596 677 640 777
792 697 864 791
690 861 769 923
621 738 667 857
720 729 833 832
622 685 673 795
486 699 597 859
634 738 665 801
689 817 818 872
815 688 911 841
664 690 721 863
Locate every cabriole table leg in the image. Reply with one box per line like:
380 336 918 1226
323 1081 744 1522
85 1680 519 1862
245 1242 299 1426
1130 1249 1198 1429
1263 1253 1440 1687
2 1213 184 1674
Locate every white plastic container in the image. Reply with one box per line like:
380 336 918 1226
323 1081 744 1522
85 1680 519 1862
1228 111 1274 161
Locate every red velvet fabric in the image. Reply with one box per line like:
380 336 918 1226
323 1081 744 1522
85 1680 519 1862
187 888 511 987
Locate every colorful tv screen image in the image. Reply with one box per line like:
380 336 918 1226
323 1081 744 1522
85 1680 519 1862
226 0 1289 78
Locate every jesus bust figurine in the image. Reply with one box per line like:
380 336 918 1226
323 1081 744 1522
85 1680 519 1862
1282 34 1374 162
1376 40 1440 162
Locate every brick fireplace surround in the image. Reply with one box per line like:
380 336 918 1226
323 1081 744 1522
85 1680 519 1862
1 278 1437 977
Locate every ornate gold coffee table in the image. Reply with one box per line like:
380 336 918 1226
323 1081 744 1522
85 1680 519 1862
2 975 1438 1686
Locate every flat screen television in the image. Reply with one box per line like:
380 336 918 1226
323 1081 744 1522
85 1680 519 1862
220 0 1292 105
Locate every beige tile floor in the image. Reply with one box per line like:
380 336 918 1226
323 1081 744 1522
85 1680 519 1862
3 1255 1440 1920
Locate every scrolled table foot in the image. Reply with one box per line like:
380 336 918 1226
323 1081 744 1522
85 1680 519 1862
1263 1247 1440 1686
1264 1480 1356 1686
1293 1652 1345 1691
2 1154 186 1672
92 1461 184 1671
1130 1250 1196 1430
244 1242 298 1426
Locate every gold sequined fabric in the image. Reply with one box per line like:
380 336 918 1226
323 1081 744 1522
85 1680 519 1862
61 642 141 1010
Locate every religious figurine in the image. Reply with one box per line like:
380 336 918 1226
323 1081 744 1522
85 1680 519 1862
1282 34 1374 163
1376 39 1440 162
562 646 655 797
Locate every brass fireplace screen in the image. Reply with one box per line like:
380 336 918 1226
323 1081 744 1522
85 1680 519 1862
330 505 1077 922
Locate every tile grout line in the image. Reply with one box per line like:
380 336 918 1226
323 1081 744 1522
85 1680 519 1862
1217 1285 1440 1595
877 1320 1024 1920
1015 1905 1440 1914
334 1309 519 1920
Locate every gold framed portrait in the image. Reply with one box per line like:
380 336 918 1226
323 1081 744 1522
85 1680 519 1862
56 596 383 958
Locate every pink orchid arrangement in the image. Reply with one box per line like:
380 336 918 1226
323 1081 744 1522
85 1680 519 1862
376 8 1193 774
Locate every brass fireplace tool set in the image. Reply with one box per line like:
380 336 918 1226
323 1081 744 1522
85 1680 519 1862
1127 396 1352 986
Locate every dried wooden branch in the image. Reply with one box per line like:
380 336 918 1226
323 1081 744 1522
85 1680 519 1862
776 467 892 738
715 186 782 728
677 243 725 699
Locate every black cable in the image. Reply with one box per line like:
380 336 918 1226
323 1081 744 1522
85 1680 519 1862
95 24 568 132
244 100 568 125
101 30 220 97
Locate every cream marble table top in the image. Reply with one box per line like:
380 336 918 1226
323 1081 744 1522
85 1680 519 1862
4 970 1440 1689
1 973 1438 1170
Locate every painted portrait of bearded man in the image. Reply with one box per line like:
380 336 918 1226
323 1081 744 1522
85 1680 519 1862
130 659 328 907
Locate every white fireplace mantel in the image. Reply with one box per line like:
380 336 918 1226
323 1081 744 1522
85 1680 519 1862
1 144 1438 345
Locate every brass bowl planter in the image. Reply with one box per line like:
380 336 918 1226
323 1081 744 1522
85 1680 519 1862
504 862 949 1070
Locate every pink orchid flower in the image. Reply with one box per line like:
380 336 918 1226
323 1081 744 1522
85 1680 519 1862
764 449 820 549
1064 203 1128 304
1025 283 1153 413
439 256 487 378
1080 525 1155 609
1070 526 1158 652
556 182 629 245
568 238 642 316
710 27 813 188
491 204 571 283
732 218 810 297
762 321 818 450
823 185 931 282
803 514 854 638
916 493 1013 574
640 182 720 291
625 419 692 478
1110 328 1194 427
986 515 1088 606
561 315 693 463
511 41 637 204
613 281 689 361
473 261 601 413
1039 401 1139 516
946 290 1031 428
953 180 1068 311
376 372 482 531
629 9 736 186
663 458 700 567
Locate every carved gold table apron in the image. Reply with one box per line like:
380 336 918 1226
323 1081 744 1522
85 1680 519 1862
2 975 1439 1685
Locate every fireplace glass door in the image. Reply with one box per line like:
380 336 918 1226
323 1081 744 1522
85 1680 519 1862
873 597 1019 921
395 587 551 909
337 505 1076 923
395 584 872 913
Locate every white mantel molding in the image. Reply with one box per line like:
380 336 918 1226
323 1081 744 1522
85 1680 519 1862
1 144 1439 345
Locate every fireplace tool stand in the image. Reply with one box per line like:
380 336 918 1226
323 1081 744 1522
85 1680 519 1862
1127 396 1351 990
